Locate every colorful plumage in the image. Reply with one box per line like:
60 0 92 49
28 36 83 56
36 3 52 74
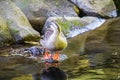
40 22 67 65
40 22 67 51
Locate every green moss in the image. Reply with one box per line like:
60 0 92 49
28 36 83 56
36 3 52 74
58 20 70 30
10 29 19 35
23 34 40 42
71 20 84 26
11 74 32 80
57 19 84 36
0 16 13 44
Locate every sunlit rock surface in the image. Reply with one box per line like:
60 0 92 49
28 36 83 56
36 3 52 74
43 17 105 38
69 0 117 17
0 0 40 44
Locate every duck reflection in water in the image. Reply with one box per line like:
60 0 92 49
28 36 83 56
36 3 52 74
32 67 67 80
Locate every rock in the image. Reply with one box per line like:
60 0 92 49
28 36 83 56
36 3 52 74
113 0 120 16
43 17 105 38
84 17 120 65
69 0 117 18
12 0 78 31
13 0 77 18
0 0 40 43
29 17 47 33
61 17 120 66
105 17 120 45
85 17 120 54
55 17 120 65
0 15 13 46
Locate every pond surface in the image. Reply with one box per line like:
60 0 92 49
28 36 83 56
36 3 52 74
0 45 120 80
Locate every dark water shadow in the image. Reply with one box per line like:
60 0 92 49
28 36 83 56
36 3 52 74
32 67 67 80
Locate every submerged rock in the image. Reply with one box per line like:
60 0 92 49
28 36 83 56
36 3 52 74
70 17 120 65
54 17 120 65
85 17 120 54
106 17 120 44
61 17 120 67
0 0 40 44
84 18 120 66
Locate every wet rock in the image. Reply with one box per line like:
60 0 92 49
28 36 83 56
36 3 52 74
54 17 120 67
84 17 120 65
106 17 120 44
62 17 120 65
0 0 40 43
69 0 117 18
12 0 78 31
85 17 120 53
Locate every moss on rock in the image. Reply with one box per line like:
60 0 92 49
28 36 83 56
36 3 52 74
0 0 40 44
0 15 14 46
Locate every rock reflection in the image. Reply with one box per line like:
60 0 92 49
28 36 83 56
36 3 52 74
32 67 67 80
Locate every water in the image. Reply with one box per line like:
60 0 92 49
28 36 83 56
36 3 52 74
0 45 120 80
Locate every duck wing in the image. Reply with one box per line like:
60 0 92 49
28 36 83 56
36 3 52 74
40 27 53 46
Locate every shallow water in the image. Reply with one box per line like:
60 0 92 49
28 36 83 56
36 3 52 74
0 45 120 80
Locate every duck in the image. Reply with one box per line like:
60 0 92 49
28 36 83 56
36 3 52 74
40 22 67 64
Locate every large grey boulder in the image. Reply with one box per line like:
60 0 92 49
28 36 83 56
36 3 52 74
12 0 77 18
0 0 40 45
69 0 117 17
12 0 78 31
